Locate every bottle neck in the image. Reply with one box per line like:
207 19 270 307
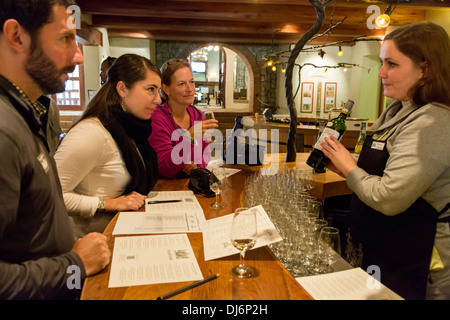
337 110 349 120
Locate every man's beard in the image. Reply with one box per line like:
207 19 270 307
25 41 76 95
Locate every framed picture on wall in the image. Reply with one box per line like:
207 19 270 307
300 82 314 113
324 82 337 112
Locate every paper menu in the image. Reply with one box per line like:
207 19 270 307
296 268 404 300
145 190 204 214
108 234 203 288
112 191 205 235
201 205 282 261
112 211 202 235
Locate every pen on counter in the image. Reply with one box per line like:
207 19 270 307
147 199 182 204
156 274 220 300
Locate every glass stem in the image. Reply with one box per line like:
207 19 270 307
239 250 246 268
215 191 219 204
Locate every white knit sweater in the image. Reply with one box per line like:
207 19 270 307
55 117 131 238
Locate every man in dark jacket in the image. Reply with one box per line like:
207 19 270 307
0 0 110 299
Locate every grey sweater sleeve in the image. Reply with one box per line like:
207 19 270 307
0 131 86 299
0 252 86 300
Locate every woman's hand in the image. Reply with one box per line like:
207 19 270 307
182 162 198 175
321 136 358 177
188 119 218 139
105 191 146 212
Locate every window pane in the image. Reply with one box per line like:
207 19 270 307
71 65 79 78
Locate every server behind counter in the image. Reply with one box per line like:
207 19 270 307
320 22 450 300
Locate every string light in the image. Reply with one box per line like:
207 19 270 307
338 45 344 56
264 60 274 68
272 65 277 72
375 2 397 28
375 13 391 28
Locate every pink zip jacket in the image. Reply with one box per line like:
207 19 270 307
149 102 211 178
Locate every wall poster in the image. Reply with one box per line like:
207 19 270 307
324 82 337 113
300 82 314 113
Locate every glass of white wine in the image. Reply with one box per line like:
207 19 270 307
210 166 226 209
203 111 215 143
230 207 258 278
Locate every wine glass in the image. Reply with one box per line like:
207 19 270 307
230 208 258 278
210 166 226 209
317 227 341 273
306 198 324 219
204 111 215 143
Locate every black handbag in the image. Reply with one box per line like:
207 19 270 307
188 167 216 197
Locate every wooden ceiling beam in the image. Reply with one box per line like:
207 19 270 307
107 28 380 45
78 1 426 23
158 0 450 8
92 16 385 40
75 0 442 46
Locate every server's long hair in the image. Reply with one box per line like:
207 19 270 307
384 22 450 107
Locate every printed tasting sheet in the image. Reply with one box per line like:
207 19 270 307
296 267 404 300
201 205 282 261
112 191 205 235
108 234 203 288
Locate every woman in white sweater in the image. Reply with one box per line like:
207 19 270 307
321 22 450 300
55 54 161 238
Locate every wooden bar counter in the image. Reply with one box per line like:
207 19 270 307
80 153 350 300
251 116 371 153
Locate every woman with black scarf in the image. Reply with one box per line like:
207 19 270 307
55 54 161 239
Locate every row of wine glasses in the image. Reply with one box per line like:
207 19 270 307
224 166 342 279
229 205 341 279
242 167 342 277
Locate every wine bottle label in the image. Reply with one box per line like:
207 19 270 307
314 127 340 151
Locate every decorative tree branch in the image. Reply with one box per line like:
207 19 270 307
285 0 335 162
310 17 347 42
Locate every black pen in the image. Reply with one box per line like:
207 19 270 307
156 274 220 300
147 199 182 204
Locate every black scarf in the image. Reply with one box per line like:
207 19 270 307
103 104 158 195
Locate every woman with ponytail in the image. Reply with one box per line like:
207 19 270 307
55 54 161 239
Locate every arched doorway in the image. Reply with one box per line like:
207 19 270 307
179 44 260 113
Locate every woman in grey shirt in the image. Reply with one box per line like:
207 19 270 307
321 22 450 300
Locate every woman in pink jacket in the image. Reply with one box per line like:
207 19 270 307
149 59 218 178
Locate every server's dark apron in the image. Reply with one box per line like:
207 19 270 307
349 111 439 300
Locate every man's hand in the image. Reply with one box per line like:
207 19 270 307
71 233 111 276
